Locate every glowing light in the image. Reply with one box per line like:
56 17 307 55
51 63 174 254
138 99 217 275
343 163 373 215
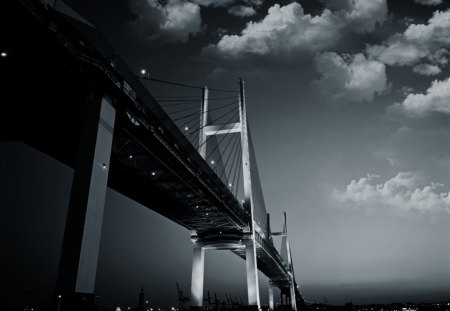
151 171 156 176
1 52 7 57
228 183 232 187
184 127 189 131
101 163 107 169
210 160 215 165
58 295 62 299
141 69 146 75
206 213 209 216
129 155 133 159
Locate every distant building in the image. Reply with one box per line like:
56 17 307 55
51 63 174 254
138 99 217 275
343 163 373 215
133 287 148 311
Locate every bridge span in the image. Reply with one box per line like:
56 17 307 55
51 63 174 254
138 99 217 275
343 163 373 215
1 1 306 310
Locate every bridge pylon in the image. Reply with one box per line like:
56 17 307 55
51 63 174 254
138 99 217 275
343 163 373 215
270 212 298 311
189 78 261 310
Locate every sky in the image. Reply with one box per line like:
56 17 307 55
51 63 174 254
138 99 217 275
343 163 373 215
2 0 450 308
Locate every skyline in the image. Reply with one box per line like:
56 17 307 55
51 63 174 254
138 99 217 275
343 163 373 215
2 0 450 308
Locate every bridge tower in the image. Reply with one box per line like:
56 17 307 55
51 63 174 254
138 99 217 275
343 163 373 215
269 213 298 311
189 78 261 309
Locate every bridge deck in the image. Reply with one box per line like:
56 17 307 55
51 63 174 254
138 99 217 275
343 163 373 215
1 0 293 285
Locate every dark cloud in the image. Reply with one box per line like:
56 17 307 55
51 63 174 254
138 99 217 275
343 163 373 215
126 0 203 44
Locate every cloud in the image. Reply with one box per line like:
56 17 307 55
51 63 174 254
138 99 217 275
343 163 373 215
228 5 256 17
128 0 202 44
205 0 387 59
191 0 234 7
367 9 450 68
389 77 450 117
413 63 441 76
333 172 450 214
320 0 388 33
313 52 387 104
415 0 443 6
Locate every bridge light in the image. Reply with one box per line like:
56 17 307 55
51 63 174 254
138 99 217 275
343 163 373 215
1 52 7 57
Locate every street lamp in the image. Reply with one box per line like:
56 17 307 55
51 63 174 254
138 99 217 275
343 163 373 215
57 295 62 311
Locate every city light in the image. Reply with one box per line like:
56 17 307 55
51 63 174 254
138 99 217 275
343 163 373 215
1 52 7 57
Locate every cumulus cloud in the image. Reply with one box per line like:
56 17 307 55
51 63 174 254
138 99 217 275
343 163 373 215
205 0 387 59
413 63 441 76
313 52 387 104
415 0 443 6
320 0 388 33
228 5 256 17
367 9 450 69
333 172 450 213
128 0 202 44
389 77 450 117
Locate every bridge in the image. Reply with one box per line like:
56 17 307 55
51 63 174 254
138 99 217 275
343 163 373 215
1 1 306 310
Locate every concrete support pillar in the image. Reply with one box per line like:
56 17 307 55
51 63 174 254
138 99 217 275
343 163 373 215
191 244 205 307
290 279 297 311
55 95 115 307
268 283 274 311
245 238 260 308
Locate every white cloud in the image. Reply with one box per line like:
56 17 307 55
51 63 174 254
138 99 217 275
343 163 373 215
415 0 443 6
367 9 450 68
413 63 441 76
206 0 387 58
333 172 450 213
128 0 202 44
313 52 387 104
321 0 388 33
228 5 256 17
390 77 450 117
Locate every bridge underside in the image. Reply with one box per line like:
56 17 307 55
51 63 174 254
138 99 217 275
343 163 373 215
1 1 303 309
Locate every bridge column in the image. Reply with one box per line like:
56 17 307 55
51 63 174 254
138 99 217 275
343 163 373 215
190 244 205 308
268 283 274 311
290 278 297 311
245 238 260 308
55 95 115 310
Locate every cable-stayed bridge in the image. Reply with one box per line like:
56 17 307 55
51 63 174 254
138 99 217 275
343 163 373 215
1 1 306 310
